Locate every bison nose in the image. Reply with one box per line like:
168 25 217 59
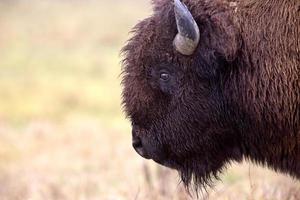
132 136 151 159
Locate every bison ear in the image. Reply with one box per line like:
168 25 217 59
207 12 241 62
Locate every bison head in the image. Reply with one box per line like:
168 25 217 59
121 0 242 187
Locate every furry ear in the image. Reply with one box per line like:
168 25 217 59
190 5 241 78
203 11 241 62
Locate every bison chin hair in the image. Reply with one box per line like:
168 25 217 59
177 157 228 194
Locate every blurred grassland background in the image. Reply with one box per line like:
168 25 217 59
0 0 299 200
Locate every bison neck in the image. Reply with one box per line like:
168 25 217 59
225 0 300 177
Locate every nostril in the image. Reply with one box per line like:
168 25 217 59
132 137 151 159
132 137 143 149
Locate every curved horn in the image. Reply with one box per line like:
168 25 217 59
173 0 200 55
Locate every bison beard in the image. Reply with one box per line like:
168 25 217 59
121 0 300 191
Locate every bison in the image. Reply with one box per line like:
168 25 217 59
121 0 300 189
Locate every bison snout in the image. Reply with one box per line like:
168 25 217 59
132 136 151 159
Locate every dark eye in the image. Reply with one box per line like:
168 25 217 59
159 72 170 82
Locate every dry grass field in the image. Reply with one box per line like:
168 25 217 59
0 1 299 199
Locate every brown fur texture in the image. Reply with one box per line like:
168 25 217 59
121 0 300 189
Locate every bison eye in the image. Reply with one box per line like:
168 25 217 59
159 72 170 82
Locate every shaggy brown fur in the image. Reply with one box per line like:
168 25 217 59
121 0 300 189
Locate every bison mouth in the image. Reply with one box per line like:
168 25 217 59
132 127 223 189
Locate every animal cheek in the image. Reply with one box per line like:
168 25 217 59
124 93 156 118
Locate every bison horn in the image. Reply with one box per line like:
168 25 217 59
173 0 200 55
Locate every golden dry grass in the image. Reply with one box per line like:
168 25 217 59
0 1 299 199
0 121 299 200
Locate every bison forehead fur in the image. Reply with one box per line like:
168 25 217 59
121 0 300 189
